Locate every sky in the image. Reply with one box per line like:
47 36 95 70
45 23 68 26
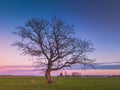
0 65 120 76
0 0 120 72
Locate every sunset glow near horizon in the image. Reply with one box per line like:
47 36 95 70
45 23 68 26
0 0 120 75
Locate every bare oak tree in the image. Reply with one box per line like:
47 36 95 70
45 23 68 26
13 17 94 83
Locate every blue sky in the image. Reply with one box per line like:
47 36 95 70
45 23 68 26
0 0 120 66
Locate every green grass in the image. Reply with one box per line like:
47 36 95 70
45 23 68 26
0 76 120 90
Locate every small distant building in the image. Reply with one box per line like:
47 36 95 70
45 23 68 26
72 72 81 77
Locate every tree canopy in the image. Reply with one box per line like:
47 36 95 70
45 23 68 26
13 17 95 83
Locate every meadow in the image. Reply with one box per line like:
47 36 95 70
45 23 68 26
0 76 120 90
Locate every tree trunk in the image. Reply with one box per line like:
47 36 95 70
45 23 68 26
45 70 52 84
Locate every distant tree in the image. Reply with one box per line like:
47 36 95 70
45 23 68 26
60 72 63 77
12 17 94 83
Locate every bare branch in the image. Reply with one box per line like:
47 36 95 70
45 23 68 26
13 17 95 83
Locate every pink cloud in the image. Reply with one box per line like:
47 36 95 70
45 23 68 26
0 65 120 76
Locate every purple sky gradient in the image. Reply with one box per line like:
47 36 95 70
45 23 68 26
0 0 120 71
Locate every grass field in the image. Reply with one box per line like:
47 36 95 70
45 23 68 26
0 76 120 90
